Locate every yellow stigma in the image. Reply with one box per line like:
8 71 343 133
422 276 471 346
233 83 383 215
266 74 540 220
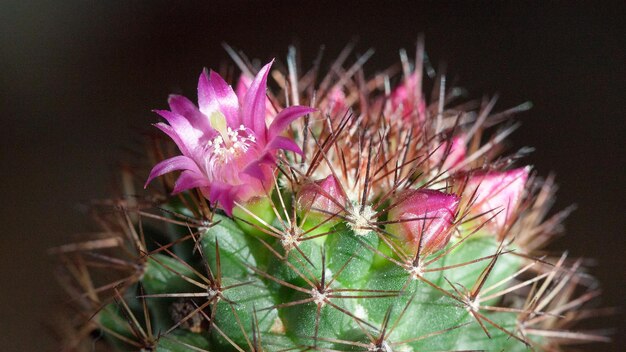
210 111 228 137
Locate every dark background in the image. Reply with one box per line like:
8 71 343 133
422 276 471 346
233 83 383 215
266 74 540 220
1 1 624 351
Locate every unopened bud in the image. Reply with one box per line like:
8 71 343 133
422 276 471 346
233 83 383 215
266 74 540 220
430 135 466 171
461 167 529 232
298 175 347 219
387 189 460 253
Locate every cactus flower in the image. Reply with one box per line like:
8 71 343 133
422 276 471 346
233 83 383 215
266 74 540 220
388 189 460 253
462 167 529 231
145 61 315 215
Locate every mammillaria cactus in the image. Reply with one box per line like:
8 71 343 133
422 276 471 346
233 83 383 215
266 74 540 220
53 43 608 351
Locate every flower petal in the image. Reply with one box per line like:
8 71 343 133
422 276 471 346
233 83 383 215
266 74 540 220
172 170 211 194
267 135 303 155
242 153 275 181
154 109 203 151
168 94 211 132
197 70 240 128
144 155 201 188
153 122 190 156
207 181 238 216
242 60 273 143
235 73 253 107
268 106 316 140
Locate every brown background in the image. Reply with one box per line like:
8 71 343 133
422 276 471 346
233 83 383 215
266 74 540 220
1 1 624 351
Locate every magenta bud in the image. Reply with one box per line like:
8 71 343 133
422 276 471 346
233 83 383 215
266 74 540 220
430 135 466 171
297 175 347 217
327 87 348 117
461 167 529 231
387 72 427 123
388 189 460 253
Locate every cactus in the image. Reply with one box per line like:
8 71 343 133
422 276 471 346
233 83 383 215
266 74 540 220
53 43 609 351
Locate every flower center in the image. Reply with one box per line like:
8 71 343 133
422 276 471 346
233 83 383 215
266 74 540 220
207 124 256 161
203 112 257 180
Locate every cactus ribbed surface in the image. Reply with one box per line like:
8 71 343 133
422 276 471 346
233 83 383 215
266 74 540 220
54 44 607 351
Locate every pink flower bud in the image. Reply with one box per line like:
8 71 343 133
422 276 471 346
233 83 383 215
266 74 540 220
461 168 529 231
430 135 467 171
297 175 347 217
387 189 460 253
326 87 348 117
387 72 427 123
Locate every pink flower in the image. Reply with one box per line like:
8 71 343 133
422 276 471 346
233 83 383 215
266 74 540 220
387 189 460 253
145 61 315 215
461 168 529 231
297 174 347 217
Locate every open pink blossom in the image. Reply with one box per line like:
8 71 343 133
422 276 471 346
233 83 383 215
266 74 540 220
388 189 460 253
461 167 529 231
145 61 315 215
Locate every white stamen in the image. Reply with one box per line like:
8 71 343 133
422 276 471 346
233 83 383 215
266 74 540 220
204 125 257 174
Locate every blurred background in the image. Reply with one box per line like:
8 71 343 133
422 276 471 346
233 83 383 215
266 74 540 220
1 1 624 350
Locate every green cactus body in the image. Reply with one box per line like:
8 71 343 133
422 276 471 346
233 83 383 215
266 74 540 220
56 45 607 351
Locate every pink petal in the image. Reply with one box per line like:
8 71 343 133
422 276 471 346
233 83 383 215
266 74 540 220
168 94 212 132
172 170 211 194
154 109 203 150
154 122 190 156
144 155 201 188
208 182 238 216
267 135 303 155
268 106 315 140
242 60 273 143
197 70 240 128
242 153 275 181
235 73 253 106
